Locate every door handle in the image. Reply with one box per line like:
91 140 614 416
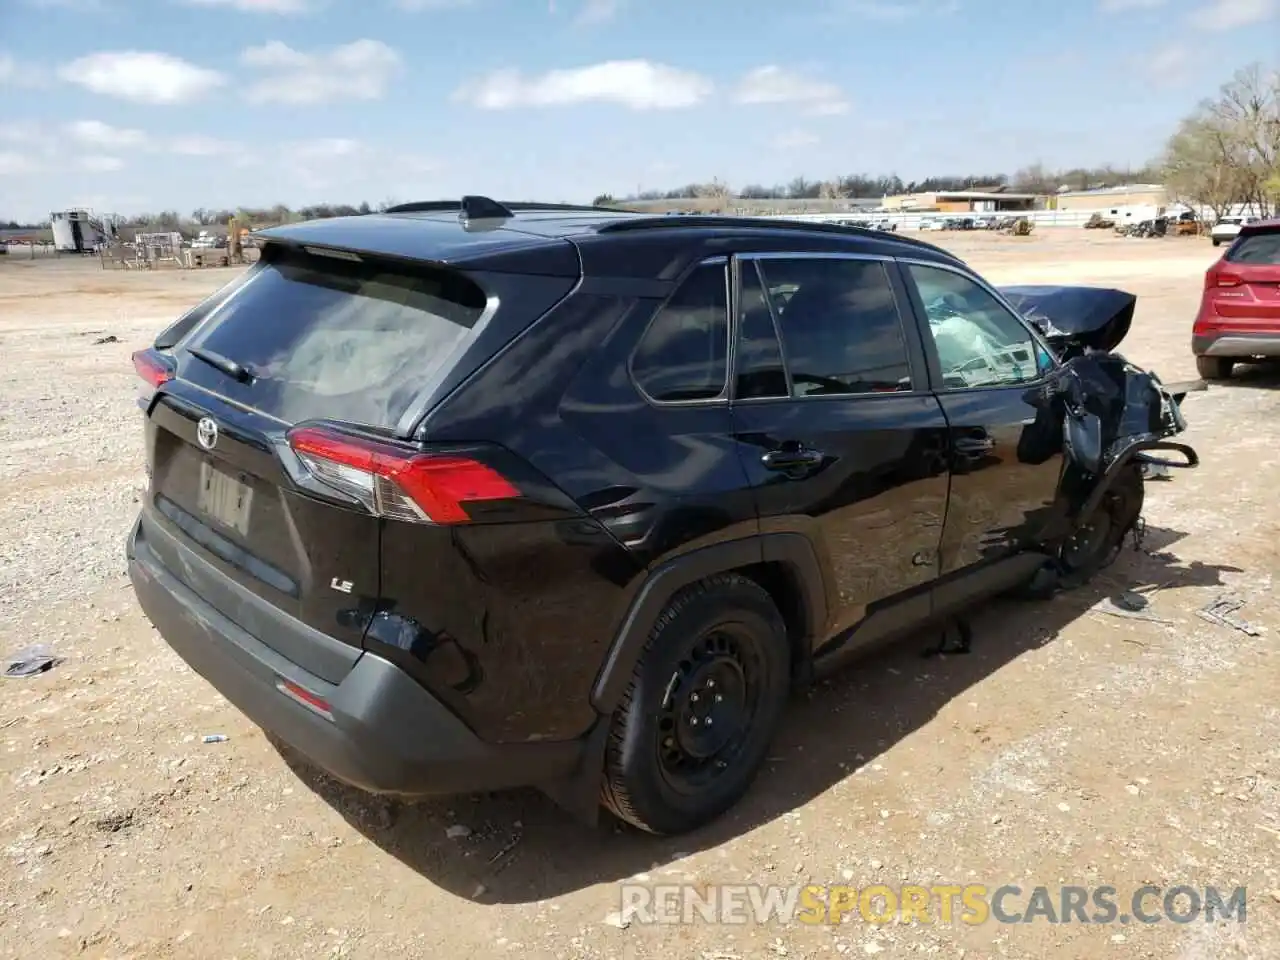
761 447 825 471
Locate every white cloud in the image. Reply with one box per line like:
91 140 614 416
574 0 622 24
1144 42 1192 85
733 66 849 115
290 137 364 160
276 138 367 189
66 120 147 148
0 53 51 88
79 156 125 172
20 0 106 9
241 39 401 104
182 0 315 10
1188 0 1276 29
0 152 37 176
0 122 45 144
775 129 821 150
169 135 241 156
454 60 713 110
832 0 959 20
58 51 226 104
1100 0 1165 10
393 0 475 8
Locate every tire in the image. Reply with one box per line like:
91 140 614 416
600 573 791 835
1059 463 1145 585
1211 238 1221 247
1195 355 1234 380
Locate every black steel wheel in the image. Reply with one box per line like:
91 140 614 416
601 574 790 835
1059 463 1145 584
655 625 764 796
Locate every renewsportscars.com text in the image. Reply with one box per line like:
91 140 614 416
617 883 1248 926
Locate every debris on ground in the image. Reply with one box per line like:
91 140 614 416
1112 590 1148 611
201 734 230 744
92 334 119 345
1088 595 1174 624
1197 594 1266 636
445 824 472 839
3 644 62 679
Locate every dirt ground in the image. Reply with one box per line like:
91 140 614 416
1 230 1278 960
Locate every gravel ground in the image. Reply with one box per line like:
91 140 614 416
1 233 1278 959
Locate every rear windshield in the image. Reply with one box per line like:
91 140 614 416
1226 231 1280 265
180 246 487 429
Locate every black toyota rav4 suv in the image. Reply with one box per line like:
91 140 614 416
128 198 1196 836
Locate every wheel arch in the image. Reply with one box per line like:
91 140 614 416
590 533 829 714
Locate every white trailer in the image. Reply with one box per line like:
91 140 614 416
50 209 112 253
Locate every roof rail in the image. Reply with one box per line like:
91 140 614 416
596 214 954 255
383 197 635 216
383 201 465 214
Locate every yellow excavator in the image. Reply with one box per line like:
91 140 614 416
226 217 261 264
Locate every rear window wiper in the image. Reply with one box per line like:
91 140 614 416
188 346 254 383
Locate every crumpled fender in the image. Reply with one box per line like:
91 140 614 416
1016 350 1190 478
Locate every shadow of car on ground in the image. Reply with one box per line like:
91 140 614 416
272 525 1240 905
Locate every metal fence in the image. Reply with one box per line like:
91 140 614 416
763 202 1270 232
765 209 1153 230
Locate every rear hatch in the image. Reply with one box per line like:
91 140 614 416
1206 224 1280 328
133 242 529 679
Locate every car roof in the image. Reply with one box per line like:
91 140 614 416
254 198 962 278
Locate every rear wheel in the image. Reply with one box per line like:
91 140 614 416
600 574 790 835
1195 356 1234 380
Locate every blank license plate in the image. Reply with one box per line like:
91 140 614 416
197 461 254 536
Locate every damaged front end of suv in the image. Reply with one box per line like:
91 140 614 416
999 285 1203 589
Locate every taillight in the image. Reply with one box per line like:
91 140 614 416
1205 266 1242 289
286 425 519 524
133 349 173 387
132 349 173 408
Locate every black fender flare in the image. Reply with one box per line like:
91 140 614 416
589 532 828 714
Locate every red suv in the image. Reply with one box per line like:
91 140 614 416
1192 218 1280 380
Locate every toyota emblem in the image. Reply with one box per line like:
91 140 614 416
196 417 219 451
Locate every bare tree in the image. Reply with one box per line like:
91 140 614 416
1162 62 1280 220
818 180 848 201
693 178 733 210
1011 163 1058 195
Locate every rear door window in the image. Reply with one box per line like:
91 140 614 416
734 262 789 399
631 262 729 403
179 247 487 429
755 257 913 396
1227 231 1280 265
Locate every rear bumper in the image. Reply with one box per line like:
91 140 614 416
126 515 584 797
1193 332 1280 358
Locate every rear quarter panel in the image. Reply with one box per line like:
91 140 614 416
378 291 654 744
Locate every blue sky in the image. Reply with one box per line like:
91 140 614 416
0 0 1276 221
